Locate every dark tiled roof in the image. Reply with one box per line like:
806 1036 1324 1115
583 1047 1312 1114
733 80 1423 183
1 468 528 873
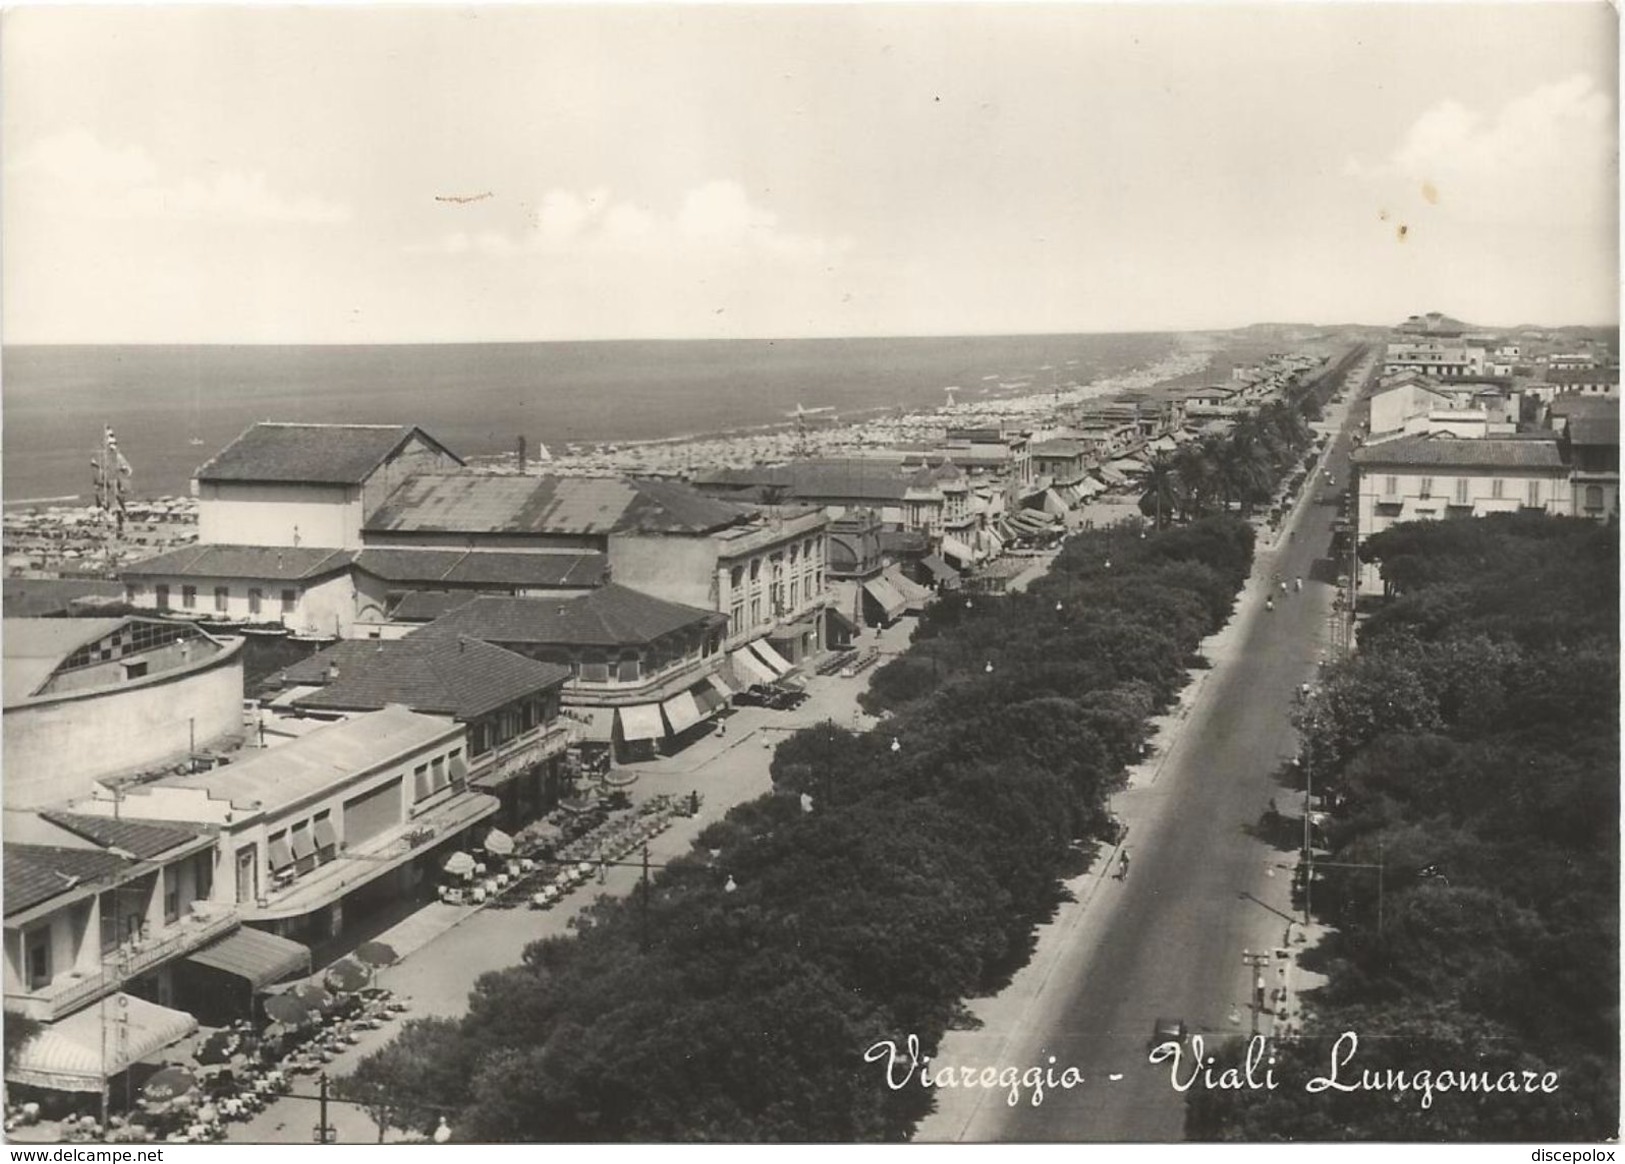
389 590 481 622
696 461 918 502
353 549 605 588
1548 394 1620 420
123 544 355 581
1567 417 1620 447
2 579 126 618
5 843 133 915
412 583 723 648
366 475 749 536
196 423 460 485
281 637 570 720
1352 436 1566 469
1545 367 1619 385
38 813 203 860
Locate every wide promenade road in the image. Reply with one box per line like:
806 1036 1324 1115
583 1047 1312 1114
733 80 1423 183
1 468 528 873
921 350 1373 1142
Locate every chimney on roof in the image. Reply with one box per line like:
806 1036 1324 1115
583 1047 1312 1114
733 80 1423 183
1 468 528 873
327 663 339 682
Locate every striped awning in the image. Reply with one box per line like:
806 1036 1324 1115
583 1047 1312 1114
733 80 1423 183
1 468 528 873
730 647 776 686
1041 489 1070 516
940 534 978 566
186 927 311 992
693 679 727 716
7 994 198 1092
862 577 907 621
661 690 704 735
618 703 666 742
748 638 793 676
920 554 960 585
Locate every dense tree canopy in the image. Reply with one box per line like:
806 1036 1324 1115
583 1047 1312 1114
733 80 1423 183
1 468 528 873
1191 514 1619 1141
342 515 1258 1141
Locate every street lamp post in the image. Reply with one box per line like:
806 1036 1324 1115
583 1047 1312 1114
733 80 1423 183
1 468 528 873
591 844 738 954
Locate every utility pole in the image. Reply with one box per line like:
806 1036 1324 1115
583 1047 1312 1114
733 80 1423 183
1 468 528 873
314 1071 336 1143
1242 950 1271 1035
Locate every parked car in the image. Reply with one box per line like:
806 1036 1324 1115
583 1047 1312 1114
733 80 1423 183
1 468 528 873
1149 1016 1188 1051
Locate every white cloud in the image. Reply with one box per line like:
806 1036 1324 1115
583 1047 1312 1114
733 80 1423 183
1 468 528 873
1346 75 1616 226
409 180 843 264
9 128 351 224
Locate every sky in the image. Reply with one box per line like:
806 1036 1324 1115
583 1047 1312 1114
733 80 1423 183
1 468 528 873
3 3 1618 343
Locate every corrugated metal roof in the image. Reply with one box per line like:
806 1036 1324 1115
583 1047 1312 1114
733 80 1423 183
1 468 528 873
353 548 605 588
1352 436 1566 469
195 423 460 485
280 636 570 720
156 705 458 813
123 544 356 581
366 474 748 536
5 844 133 915
412 583 723 648
38 813 203 860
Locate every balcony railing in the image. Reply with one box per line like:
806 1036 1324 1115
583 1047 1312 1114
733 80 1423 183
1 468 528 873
469 721 574 785
8 905 238 1021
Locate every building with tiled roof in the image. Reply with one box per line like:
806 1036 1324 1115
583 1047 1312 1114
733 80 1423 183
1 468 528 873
1350 436 1573 595
194 422 463 551
264 638 574 829
1557 399 1620 523
3 616 245 810
4 814 229 1026
121 545 358 637
410 585 733 758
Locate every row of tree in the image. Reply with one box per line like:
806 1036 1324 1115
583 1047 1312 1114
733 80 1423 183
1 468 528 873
1139 344 1369 528
338 515 1258 1141
1188 513 1619 1141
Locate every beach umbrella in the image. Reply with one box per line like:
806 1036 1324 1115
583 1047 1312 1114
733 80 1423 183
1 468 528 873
263 993 311 1026
324 958 371 994
352 940 398 969
142 1066 198 1106
481 828 515 857
441 851 475 878
194 1031 237 1067
290 983 335 1013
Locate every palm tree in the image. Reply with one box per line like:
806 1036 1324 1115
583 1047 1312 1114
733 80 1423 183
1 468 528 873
1172 443 1217 520
1139 453 1180 530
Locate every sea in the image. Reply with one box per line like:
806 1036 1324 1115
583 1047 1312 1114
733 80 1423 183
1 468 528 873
1 334 1187 502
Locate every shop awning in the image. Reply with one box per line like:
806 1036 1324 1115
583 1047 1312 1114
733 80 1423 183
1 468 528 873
693 679 727 716
730 647 776 687
748 638 793 677
186 927 312 992
289 828 315 861
313 818 337 851
886 568 934 612
661 690 704 735
574 707 615 742
862 577 907 622
1042 489 1070 516
982 527 1005 555
920 554 960 586
1107 457 1148 475
267 836 294 872
618 703 666 742
7 994 198 1092
1078 477 1106 497
939 534 978 566
827 607 860 635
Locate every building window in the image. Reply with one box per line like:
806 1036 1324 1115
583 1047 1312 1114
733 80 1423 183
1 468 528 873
1527 479 1541 507
1585 484 1604 512
1455 478 1469 504
414 763 432 800
730 600 745 636
789 578 799 608
195 850 214 899
313 812 336 864
617 653 640 682
182 585 197 609
248 589 262 615
1491 478 1504 499
431 756 446 793
164 865 180 923
290 822 316 875
750 597 762 625
750 559 761 581
25 928 51 991
580 653 609 684
1418 477 1432 499
1382 477 1397 497
789 544 798 565
730 565 743 590
155 584 170 610
213 586 229 612
125 583 141 605
281 589 297 615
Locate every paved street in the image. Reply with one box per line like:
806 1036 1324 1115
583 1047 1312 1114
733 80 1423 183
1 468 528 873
918 355 1373 1142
